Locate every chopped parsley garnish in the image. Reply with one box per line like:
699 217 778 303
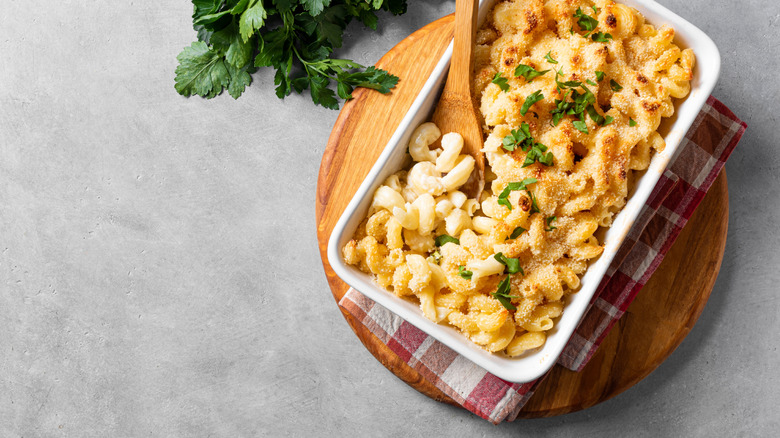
491 253 527 310
573 7 599 37
502 125 529 152
529 190 541 214
595 71 605 81
525 144 554 167
554 68 583 92
498 178 538 210
501 123 553 167
492 276 518 311
490 251 532 309
508 226 527 239
429 250 442 264
458 265 473 280
544 216 558 231
544 51 558 64
492 72 510 92
551 68 613 130
610 79 623 92
586 105 606 125
629 118 638 127
494 252 523 275
586 79 598 86
520 90 544 115
434 234 459 246
572 8 612 41
514 64 550 82
550 90 572 126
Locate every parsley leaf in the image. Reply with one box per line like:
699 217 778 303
492 276 518 311
591 32 613 42
629 118 638 127
610 79 623 91
544 51 558 64
435 234 460 246
238 0 267 42
573 120 589 133
492 72 510 92
295 58 398 108
253 27 287 68
302 0 332 17
305 5 349 50
498 178 538 210
508 226 527 240
193 2 233 27
192 0 223 22
332 65 399 99
209 21 253 68
308 72 339 109
595 71 605 81
458 266 473 280
586 79 598 86
514 64 550 82
520 90 544 115
175 41 231 99
545 216 557 231
226 61 255 98
494 253 524 275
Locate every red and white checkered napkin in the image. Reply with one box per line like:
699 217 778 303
338 96 747 424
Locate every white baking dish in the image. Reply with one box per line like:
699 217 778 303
327 0 720 383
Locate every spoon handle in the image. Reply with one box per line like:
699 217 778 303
448 0 480 99
432 0 485 197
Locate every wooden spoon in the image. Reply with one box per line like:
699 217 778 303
432 0 485 197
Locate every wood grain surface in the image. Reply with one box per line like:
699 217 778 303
431 0 485 197
315 15 729 417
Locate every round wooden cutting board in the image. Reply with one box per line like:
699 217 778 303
315 15 729 418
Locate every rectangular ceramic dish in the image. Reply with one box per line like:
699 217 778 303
327 0 720 383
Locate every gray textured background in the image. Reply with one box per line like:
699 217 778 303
1 0 778 436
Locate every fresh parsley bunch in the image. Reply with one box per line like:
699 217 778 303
174 0 407 109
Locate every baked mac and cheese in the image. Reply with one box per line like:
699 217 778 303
343 0 695 356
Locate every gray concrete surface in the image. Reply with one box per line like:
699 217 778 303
1 0 778 436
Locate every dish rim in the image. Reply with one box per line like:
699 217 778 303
326 0 721 383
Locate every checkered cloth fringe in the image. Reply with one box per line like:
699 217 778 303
339 96 746 424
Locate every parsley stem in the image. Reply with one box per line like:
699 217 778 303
292 45 340 83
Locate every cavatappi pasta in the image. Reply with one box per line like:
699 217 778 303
343 0 694 356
